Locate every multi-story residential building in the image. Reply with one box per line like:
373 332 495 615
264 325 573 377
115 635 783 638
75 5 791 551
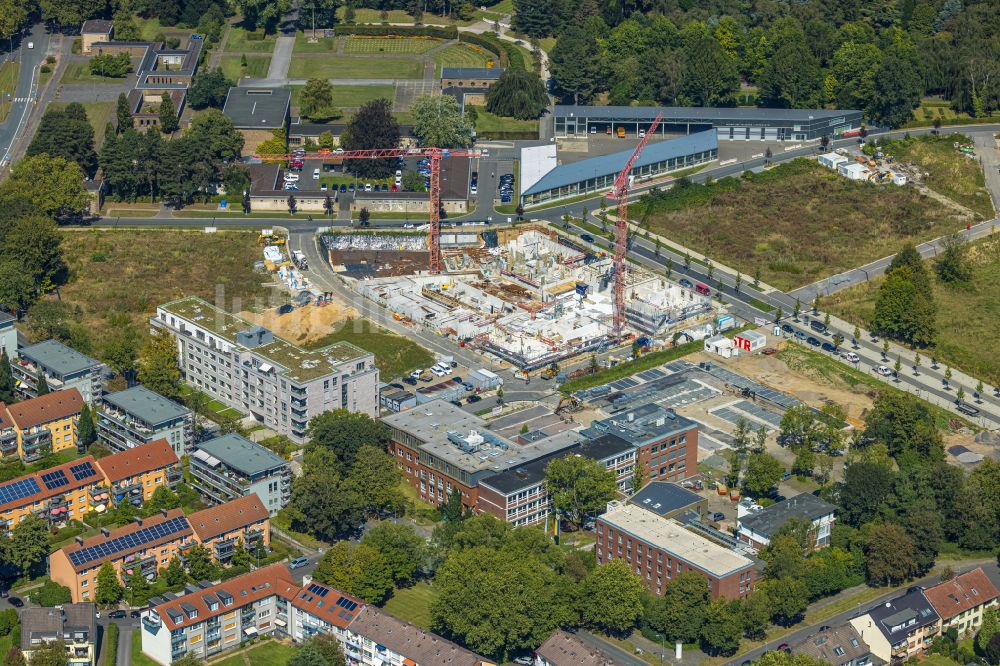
141 563 299 663
2 389 83 462
596 494 757 600
0 406 17 459
11 340 106 403
142 565 493 666
19 603 97 665
477 433 635 527
189 434 291 515
582 403 698 484
50 508 196 602
152 297 378 443
849 589 941 664
923 568 999 635
384 400 575 510
97 386 194 455
534 629 616 666
0 312 15 360
736 493 837 552
0 456 106 532
94 438 182 508
187 494 270 564
791 624 877 666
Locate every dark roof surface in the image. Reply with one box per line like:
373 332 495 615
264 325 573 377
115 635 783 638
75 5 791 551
81 20 113 34
20 603 96 651
738 493 836 538
441 67 505 80
223 87 291 129
865 589 939 642
792 624 874 665
19 339 102 377
628 482 703 517
553 104 862 122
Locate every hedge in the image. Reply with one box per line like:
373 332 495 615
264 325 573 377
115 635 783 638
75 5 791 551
334 24 458 38
106 623 119 666
458 33 507 66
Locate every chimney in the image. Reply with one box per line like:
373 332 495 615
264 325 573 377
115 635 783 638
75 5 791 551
161 508 168 518
136 518 143 527
100 527 110 537
75 536 84 546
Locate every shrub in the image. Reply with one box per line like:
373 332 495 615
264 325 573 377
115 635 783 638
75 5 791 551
91 252 107 262
40 65 51 73
106 623 119 666
35 580 72 607
45 55 56 64
245 30 266 41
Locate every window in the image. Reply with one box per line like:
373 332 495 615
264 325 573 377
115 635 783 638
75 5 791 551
833 647 846 656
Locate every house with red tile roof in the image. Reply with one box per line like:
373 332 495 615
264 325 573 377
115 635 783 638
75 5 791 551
923 568 999 634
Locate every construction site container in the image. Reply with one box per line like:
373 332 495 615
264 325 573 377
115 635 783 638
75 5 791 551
818 152 848 170
468 368 503 391
733 330 767 352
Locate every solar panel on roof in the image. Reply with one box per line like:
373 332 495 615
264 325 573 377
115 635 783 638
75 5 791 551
70 462 97 481
336 597 358 611
307 583 329 597
0 477 42 505
40 470 69 490
68 516 189 568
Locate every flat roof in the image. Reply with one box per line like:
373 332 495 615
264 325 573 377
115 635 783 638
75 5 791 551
0 312 13 327
101 386 190 426
738 493 836 538
601 504 754 578
554 105 862 122
19 339 102 377
523 130 717 196
628 482 703 518
159 297 370 383
222 87 291 129
585 403 697 448
194 433 288 477
441 67 505 80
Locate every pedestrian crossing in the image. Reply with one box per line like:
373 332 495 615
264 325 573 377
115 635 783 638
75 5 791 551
11 97 33 103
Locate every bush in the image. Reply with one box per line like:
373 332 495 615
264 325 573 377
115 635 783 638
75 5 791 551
35 580 72 607
91 252 107 262
45 55 56 64
458 33 505 65
221 565 250 581
40 65 51 73
245 30 266 41
335 25 457 38
166 37 181 49
105 623 119 666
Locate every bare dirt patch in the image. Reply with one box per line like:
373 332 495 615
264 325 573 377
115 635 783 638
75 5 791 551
241 300 359 346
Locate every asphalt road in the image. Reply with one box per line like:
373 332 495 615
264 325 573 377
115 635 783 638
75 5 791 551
723 562 1000 666
0 24 48 167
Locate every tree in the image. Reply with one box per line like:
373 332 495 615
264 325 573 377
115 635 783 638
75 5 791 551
102 313 141 378
341 99 400 179
0 0 29 42
126 569 152 607
95 562 124 606
759 31 822 108
579 560 644 635
158 93 178 134
188 69 234 110
699 599 742 656
89 53 132 78
430 546 574 660
645 572 709 644
27 104 98 176
8 514 49 576
935 234 971 284
838 462 896 527
307 410 388 472
0 351 14 404
485 68 549 120
348 445 405 517
680 23 739 106
738 591 773 640
162 556 187 587
23 640 67 666
185 544 220 582
1 154 90 220
867 47 922 128
549 26 602 105
0 261 36 316
763 577 808 626
863 390 943 461
872 265 936 347
138 328 181 399
3 214 67 295
230 0 291 30
986 634 1000 666
313 541 394 604
361 522 427 585
288 469 365 542
357 207 370 228
754 654 829 666
410 95 473 148
77 403 96 449
977 608 999 654
544 455 617 527
401 170 424 192
287 646 330 666
742 453 784 497
300 78 340 122
116 92 133 133
864 523 917 585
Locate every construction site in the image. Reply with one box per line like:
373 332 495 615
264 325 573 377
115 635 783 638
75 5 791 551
323 225 718 370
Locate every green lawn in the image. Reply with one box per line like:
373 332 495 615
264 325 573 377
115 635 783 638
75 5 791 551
59 61 129 85
559 338 705 394
905 99 1000 129
225 27 279 52
287 56 423 79
383 581 436 630
824 233 1000 388
306 318 433 380
293 32 338 53
290 83 394 111
343 36 443 54
48 101 115 145
0 61 20 123
337 7 474 25
130 630 159 666
219 55 271 80
431 44 490 75
874 133 994 219
474 109 538 135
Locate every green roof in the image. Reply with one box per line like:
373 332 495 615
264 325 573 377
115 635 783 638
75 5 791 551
159 296 370 383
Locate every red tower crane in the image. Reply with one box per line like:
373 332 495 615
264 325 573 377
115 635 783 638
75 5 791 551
253 147 484 273
605 112 664 337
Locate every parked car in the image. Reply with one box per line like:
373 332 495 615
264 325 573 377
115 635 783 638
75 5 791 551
840 350 860 363
339 184 347 192
794 330 807 341
109 610 127 619
581 234 594 243
8 597 22 608
289 556 309 570
466 394 482 404
806 336 821 347
313 168 320 179
130 610 142 619
678 278 693 289
709 512 725 522
821 341 837 353
402 376 417 386
955 401 980 416
781 323 794 334
320 183 327 191
809 320 828 334
875 365 893 377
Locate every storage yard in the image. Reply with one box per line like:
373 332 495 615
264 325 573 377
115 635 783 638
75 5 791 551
322 226 720 371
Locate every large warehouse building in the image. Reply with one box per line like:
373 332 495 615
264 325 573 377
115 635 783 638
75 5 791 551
521 129 718 206
552 105 863 142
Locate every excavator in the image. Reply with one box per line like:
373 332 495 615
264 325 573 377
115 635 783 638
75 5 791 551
258 232 286 246
555 396 582 415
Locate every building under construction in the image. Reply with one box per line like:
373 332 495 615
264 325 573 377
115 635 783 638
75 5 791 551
333 226 717 370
